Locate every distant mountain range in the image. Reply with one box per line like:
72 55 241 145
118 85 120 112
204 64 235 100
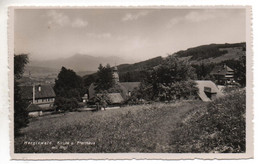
25 42 246 78
27 54 131 73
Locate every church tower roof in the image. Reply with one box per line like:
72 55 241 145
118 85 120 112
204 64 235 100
112 66 119 82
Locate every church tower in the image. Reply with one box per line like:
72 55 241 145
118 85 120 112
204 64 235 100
112 66 119 82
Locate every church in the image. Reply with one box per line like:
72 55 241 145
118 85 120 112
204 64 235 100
88 66 140 104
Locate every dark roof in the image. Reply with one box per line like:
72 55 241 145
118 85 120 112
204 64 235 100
210 65 234 76
20 85 56 100
26 104 42 112
88 82 141 100
17 76 32 83
96 93 124 104
107 93 124 104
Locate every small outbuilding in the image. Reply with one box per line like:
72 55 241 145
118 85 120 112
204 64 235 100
195 80 224 102
26 104 43 117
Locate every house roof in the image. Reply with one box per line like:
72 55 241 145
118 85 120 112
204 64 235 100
210 65 234 76
26 103 42 112
106 93 124 104
195 80 223 102
20 85 56 100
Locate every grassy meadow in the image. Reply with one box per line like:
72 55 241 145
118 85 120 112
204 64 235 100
15 90 245 153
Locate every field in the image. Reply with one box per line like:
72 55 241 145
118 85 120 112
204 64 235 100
14 90 245 153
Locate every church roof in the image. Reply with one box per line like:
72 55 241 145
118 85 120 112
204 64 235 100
112 66 118 71
106 93 124 104
88 82 141 100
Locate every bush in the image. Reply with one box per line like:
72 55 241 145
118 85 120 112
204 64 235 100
138 57 197 101
170 90 246 153
158 80 198 101
14 81 29 136
54 97 79 112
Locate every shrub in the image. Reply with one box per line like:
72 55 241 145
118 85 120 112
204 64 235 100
54 97 79 112
158 80 198 101
170 90 246 153
138 57 197 101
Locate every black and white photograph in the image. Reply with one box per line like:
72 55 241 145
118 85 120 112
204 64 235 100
10 7 252 159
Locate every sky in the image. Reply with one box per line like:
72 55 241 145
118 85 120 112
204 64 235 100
14 8 246 62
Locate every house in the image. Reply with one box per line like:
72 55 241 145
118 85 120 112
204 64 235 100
88 66 140 104
210 64 235 85
20 84 56 116
195 80 223 102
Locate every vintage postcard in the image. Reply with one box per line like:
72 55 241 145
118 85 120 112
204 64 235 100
9 6 253 160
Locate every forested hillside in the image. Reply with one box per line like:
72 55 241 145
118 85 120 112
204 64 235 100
117 56 164 73
84 42 246 85
173 42 246 63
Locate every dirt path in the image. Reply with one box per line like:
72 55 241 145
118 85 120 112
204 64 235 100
153 102 202 152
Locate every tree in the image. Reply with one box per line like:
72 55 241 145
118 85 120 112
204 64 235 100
14 54 29 137
14 54 29 79
54 67 84 111
140 56 198 101
192 63 215 80
54 97 78 112
94 64 114 92
233 56 246 87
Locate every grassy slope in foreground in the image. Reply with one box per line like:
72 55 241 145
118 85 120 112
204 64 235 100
170 90 246 153
15 91 245 153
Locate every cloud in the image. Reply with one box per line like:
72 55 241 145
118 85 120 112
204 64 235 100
185 11 216 22
47 10 88 28
86 32 112 39
167 10 223 28
166 17 182 28
122 11 150 21
115 35 129 41
47 10 70 27
72 18 88 28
